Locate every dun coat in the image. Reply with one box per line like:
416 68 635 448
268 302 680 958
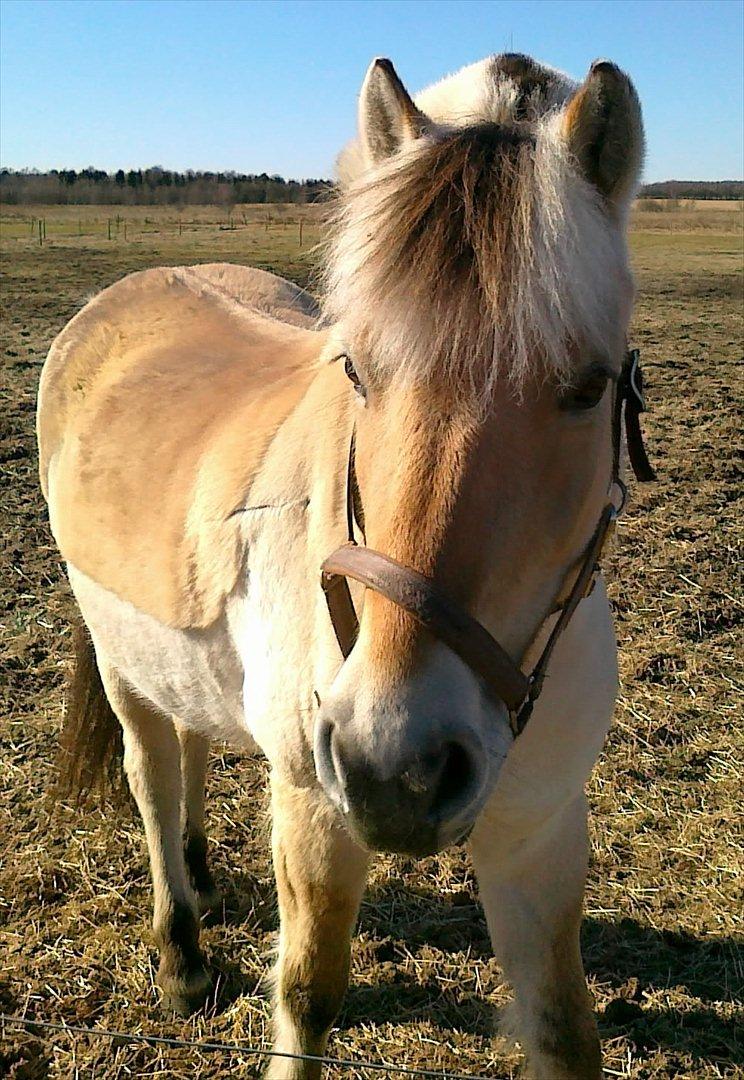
39 52 645 1079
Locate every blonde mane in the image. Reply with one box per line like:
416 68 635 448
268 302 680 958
323 54 636 400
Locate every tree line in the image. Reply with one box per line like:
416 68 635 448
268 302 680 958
0 167 333 206
637 179 743 200
0 167 741 206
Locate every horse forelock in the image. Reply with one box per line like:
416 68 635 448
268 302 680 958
323 84 633 403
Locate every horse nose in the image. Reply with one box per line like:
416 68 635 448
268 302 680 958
313 715 483 855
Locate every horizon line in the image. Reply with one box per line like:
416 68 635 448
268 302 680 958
2 166 743 187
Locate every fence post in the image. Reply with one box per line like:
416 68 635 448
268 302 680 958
108 218 112 241
43 218 47 241
123 222 128 241
38 219 43 246
299 219 304 248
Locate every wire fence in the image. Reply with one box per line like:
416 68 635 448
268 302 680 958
0 212 321 248
0 1013 479 1079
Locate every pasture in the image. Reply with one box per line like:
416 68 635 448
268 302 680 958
1 199 742 1078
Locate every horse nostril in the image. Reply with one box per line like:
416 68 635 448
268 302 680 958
315 711 486 849
330 727 350 792
313 715 349 814
429 741 476 824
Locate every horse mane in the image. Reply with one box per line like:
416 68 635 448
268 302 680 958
323 57 633 401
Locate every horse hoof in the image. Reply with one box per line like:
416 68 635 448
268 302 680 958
197 886 222 917
157 963 212 1016
264 1055 321 1080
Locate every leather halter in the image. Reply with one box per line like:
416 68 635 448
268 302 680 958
321 350 655 737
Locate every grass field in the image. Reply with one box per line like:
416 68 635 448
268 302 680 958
1 200 742 1079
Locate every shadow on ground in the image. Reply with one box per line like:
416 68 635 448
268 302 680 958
330 881 742 1069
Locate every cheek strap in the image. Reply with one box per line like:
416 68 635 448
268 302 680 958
320 349 656 735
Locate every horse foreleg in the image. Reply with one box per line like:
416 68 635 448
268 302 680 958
471 795 601 1080
177 726 219 912
267 775 369 1079
97 656 211 1015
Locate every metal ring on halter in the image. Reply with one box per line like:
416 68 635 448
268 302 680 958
612 477 628 516
628 350 646 410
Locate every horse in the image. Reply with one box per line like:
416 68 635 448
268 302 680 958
37 53 648 1079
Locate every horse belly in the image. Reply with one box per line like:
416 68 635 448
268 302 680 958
67 564 255 749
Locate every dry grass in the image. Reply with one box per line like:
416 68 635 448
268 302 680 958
630 198 743 234
0 203 325 252
1 203 742 1078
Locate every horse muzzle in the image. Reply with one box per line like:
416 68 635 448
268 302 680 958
313 704 492 856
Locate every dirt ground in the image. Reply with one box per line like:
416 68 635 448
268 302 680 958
1 202 742 1078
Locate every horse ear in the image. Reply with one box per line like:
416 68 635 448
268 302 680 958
563 60 644 208
359 58 430 166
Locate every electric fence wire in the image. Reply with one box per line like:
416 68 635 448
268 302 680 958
0 1013 481 1078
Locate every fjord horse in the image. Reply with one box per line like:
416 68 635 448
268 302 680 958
39 54 645 1078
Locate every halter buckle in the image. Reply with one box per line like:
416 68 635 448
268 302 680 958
510 677 538 737
581 568 601 601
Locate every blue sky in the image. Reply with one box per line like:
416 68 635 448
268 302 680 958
1 0 742 182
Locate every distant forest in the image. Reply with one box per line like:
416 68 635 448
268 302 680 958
639 179 743 200
0 167 332 206
0 167 742 206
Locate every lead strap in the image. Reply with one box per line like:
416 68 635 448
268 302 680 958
623 350 656 482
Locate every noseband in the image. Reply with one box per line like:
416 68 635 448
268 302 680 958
321 350 655 737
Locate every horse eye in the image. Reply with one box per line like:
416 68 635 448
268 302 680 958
560 371 609 412
343 355 367 400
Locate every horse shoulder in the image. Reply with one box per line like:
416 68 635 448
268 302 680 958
38 264 330 630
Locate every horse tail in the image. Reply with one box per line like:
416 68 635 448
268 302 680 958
56 618 124 803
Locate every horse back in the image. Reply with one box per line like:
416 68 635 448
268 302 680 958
38 263 329 628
